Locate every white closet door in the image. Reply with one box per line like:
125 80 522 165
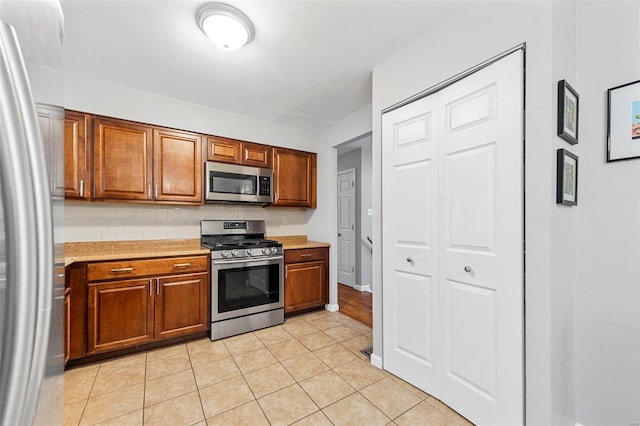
381 50 523 426
382 95 441 396
438 51 523 426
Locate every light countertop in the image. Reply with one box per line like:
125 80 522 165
64 236 330 266
268 235 330 250
64 239 209 266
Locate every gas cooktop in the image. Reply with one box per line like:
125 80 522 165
200 220 283 260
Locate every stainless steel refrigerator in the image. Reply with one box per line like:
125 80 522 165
0 1 64 424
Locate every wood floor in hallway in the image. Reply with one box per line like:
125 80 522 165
337 283 372 328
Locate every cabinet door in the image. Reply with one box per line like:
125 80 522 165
93 117 153 201
155 272 209 339
87 278 154 353
153 128 203 204
206 136 242 164
272 147 317 208
37 104 65 198
64 111 91 200
242 142 272 168
64 287 71 365
284 260 325 314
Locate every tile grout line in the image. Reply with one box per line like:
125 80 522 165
141 352 147 425
184 343 207 425
76 364 100 425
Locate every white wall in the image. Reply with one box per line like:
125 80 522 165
372 2 560 424
65 74 317 152
550 1 578 424
359 138 373 289
309 103 372 307
575 2 640 425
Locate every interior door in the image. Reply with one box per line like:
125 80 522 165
382 94 441 396
382 50 524 426
438 51 523 426
337 169 356 287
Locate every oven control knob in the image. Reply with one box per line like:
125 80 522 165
231 249 239 257
270 247 278 255
221 250 229 258
262 248 269 255
247 249 254 257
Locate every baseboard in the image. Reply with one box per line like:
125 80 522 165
354 284 371 293
325 304 339 312
370 353 383 369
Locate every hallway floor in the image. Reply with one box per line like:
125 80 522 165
337 284 372 328
64 310 470 425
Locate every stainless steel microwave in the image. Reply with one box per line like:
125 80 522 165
205 161 273 204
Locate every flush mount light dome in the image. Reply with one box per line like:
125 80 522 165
197 3 254 51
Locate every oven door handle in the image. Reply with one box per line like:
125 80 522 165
212 256 283 266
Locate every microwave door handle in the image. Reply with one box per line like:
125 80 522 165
0 21 54 425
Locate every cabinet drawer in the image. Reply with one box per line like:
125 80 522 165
284 248 325 263
87 255 208 281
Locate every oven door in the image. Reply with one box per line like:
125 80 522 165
212 256 283 322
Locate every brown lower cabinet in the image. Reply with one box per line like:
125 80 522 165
71 255 209 357
284 247 328 315
64 286 71 365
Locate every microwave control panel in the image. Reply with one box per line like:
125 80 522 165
259 176 271 196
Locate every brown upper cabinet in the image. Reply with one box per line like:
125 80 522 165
64 110 317 208
93 117 154 201
153 128 202 203
64 110 91 200
272 147 317 208
206 136 272 168
92 117 202 204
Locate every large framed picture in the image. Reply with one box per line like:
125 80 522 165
557 80 579 144
607 79 640 162
557 149 578 206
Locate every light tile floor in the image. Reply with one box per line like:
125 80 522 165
64 310 472 425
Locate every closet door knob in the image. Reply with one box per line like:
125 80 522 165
406 257 413 263
464 265 472 273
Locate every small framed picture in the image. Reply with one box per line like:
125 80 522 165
557 80 579 145
557 149 578 206
607 79 640 162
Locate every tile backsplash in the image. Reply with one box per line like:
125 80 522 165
64 202 308 242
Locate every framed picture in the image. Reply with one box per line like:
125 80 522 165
557 80 579 144
607 79 640 162
557 149 578 206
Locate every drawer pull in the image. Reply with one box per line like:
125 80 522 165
173 263 192 268
110 267 134 273
300 254 312 257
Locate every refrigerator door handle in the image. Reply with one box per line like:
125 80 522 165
0 21 54 426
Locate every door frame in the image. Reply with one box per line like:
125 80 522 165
337 168 357 288
379 43 526 419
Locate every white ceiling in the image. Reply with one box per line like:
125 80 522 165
62 1 462 131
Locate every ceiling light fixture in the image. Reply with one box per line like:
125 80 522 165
196 3 254 51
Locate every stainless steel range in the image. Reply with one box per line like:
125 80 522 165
201 220 284 340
